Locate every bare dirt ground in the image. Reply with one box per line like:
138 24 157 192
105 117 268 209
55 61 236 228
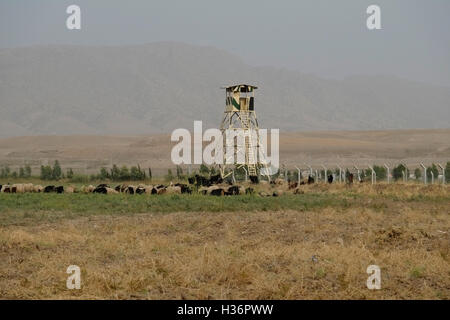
0 129 448 175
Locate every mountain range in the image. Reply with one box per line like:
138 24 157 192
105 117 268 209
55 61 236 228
0 42 449 137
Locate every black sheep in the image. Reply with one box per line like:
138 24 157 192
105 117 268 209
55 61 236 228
210 188 224 196
227 185 240 195
175 183 192 194
195 175 210 187
209 174 223 185
249 175 259 184
136 187 146 195
328 174 334 184
93 187 107 194
44 186 55 193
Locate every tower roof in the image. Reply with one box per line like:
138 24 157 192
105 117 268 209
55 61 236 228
222 84 258 92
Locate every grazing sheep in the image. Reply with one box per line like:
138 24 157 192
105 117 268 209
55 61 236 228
226 185 240 195
24 183 34 193
106 187 119 194
55 186 64 194
12 184 25 193
92 186 115 194
136 187 146 195
65 186 75 194
93 185 109 193
210 188 224 196
156 187 167 195
328 175 334 184
200 185 224 196
166 186 182 194
93 187 108 194
33 185 44 193
249 175 259 184
209 174 223 185
149 185 167 195
125 185 137 194
145 185 154 194
272 189 284 197
174 183 192 194
195 175 211 187
44 186 55 193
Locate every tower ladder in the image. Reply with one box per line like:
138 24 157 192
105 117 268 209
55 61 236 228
240 112 257 176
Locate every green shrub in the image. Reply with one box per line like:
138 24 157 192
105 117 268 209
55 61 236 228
446 162 450 183
392 164 407 181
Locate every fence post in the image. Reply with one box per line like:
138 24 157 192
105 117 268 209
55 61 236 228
438 163 445 185
420 163 427 185
295 166 301 183
384 164 390 184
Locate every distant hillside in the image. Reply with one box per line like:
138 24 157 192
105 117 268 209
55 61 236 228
0 42 449 137
0 130 448 175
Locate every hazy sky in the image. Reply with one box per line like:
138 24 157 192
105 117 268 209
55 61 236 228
1 0 449 86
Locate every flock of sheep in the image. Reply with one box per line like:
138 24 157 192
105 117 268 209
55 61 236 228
0 182 252 196
0 173 314 197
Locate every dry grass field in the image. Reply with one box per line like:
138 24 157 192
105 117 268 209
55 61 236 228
0 183 448 299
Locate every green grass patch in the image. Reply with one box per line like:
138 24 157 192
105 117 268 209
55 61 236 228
410 266 426 279
0 193 344 226
0 188 447 227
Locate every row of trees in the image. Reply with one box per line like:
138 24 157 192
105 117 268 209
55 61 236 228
390 163 442 181
0 165 32 179
94 165 149 181
40 161 63 180
1 161 450 182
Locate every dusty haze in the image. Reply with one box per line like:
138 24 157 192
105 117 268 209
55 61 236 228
0 43 449 138
0 129 448 175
